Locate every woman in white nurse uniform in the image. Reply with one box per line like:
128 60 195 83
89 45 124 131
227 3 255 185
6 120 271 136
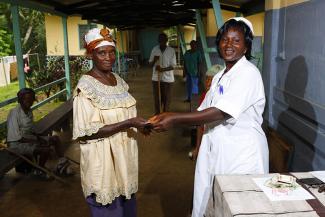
149 17 269 217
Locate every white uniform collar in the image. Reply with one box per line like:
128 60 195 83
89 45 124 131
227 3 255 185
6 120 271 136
221 56 247 79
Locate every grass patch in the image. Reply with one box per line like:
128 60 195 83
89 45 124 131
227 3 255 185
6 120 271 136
0 81 20 126
0 81 19 102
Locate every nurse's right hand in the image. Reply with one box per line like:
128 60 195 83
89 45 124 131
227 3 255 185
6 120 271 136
148 112 176 132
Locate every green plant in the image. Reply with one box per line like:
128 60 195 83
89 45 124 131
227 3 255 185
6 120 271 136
26 56 65 97
26 56 87 97
0 4 46 57
164 26 178 47
70 56 87 89
0 29 13 56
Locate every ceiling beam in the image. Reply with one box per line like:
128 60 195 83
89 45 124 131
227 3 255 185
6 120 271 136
220 4 241 13
241 0 265 16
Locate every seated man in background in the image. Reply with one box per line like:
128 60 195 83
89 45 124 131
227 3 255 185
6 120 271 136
6 88 71 176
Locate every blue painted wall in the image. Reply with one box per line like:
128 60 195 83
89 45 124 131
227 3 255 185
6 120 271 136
263 0 325 171
138 29 161 61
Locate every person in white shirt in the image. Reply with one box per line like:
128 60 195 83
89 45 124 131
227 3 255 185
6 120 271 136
148 17 269 217
149 33 177 114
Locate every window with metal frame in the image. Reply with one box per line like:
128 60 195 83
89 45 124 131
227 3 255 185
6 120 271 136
78 24 97 49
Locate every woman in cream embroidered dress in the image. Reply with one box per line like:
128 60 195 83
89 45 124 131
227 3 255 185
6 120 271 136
73 28 147 217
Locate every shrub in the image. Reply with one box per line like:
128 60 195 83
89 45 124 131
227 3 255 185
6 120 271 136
26 56 88 98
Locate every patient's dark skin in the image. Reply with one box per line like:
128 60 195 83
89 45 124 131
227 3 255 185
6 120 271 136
79 45 148 141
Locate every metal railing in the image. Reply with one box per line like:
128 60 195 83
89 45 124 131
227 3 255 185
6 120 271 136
0 77 67 128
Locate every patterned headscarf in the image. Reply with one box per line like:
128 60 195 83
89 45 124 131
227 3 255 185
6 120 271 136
84 28 116 54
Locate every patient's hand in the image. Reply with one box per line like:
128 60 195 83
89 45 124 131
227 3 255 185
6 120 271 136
130 117 153 136
130 117 147 129
139 122 153 136
148 112 176 132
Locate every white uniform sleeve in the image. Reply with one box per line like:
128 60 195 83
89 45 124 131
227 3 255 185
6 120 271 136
213 70 261 119
197 89 211 111
6 109 22 142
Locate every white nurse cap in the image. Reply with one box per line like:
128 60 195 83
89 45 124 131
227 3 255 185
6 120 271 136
228 17 254 35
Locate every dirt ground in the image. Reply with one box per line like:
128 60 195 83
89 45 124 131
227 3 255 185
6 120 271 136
0 66 196 217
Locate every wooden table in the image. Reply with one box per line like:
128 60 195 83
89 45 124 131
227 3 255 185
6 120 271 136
205 173 325 217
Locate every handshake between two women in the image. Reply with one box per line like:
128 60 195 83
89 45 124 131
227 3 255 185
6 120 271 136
132 112 175 136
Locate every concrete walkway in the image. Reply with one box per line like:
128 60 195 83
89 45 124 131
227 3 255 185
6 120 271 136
0 66 196 217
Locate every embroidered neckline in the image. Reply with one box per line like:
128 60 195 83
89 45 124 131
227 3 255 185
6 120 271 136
74 74 136 110
83 73 121 89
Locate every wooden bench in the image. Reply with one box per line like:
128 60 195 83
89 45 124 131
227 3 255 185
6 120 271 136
33 98 73 135
0 150 23 177
0 99 73 178
266 127 293 173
